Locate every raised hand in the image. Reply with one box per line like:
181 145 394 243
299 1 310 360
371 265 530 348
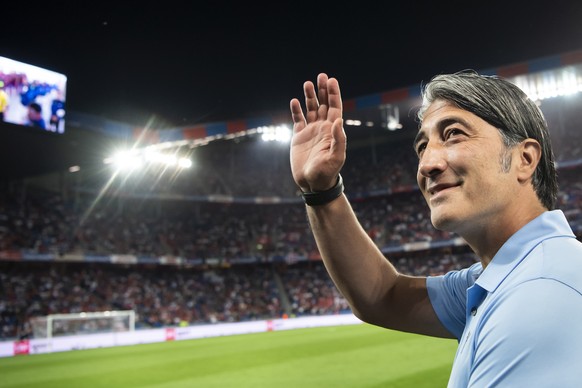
289 73 347 193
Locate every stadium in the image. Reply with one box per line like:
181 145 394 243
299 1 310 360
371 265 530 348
2 4 582 387
2 48 582 385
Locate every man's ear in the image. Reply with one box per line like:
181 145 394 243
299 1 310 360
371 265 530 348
516 138 542 183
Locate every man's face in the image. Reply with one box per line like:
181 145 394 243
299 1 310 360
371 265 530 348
414 99 518 235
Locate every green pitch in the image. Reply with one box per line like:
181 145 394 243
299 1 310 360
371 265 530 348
0 323 457 387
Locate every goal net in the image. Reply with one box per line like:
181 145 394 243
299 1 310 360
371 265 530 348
29 310 135 339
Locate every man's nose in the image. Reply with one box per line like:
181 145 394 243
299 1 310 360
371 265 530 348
418 142 447 178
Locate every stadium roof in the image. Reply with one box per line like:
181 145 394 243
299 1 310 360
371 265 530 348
2 48 582 181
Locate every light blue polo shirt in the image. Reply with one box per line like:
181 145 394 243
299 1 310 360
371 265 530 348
427 210 582 387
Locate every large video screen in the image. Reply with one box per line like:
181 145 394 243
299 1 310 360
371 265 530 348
0 56 67 134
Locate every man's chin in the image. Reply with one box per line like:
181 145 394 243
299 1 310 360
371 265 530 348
430 213 458 232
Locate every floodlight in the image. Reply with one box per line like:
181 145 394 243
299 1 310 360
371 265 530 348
110 151 144 171
259 125 292 142
512 67 582 101
178 158 192 168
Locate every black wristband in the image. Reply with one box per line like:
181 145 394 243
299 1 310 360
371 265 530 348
301 175 344 206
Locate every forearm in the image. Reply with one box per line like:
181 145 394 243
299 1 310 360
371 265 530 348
290 74 446 337
306 193 400 321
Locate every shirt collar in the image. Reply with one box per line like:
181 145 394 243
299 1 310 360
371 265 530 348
475 210 575 293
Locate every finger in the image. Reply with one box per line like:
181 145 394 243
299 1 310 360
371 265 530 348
330 117 347 159
317 73 329 120
290 98 306 132
326 77 343 123
303 80 319 123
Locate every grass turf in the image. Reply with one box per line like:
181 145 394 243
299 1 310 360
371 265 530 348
0 323 457 387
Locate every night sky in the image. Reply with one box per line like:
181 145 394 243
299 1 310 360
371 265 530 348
3 1 582 128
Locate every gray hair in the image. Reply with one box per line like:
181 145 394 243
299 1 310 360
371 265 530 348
417 70 558 210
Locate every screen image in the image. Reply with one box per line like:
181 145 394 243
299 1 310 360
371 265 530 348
0 56 67 134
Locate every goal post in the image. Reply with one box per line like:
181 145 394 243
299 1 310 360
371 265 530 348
29 310 135 340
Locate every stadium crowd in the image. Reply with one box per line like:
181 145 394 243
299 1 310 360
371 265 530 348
0 250 481 340
1 165 580 263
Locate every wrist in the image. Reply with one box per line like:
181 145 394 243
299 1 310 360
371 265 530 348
301 175 344 206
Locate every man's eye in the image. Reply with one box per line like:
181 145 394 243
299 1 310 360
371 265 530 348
416 143 427 156
445 128 462 139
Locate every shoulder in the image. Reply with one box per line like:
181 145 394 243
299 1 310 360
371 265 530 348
525 236 582 290
487 235 582 328
481 236 582 340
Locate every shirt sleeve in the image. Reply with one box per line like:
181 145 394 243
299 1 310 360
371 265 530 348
468 278 582 387
426 262 482 340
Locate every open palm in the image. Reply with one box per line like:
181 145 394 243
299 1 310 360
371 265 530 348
289 73 347 193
